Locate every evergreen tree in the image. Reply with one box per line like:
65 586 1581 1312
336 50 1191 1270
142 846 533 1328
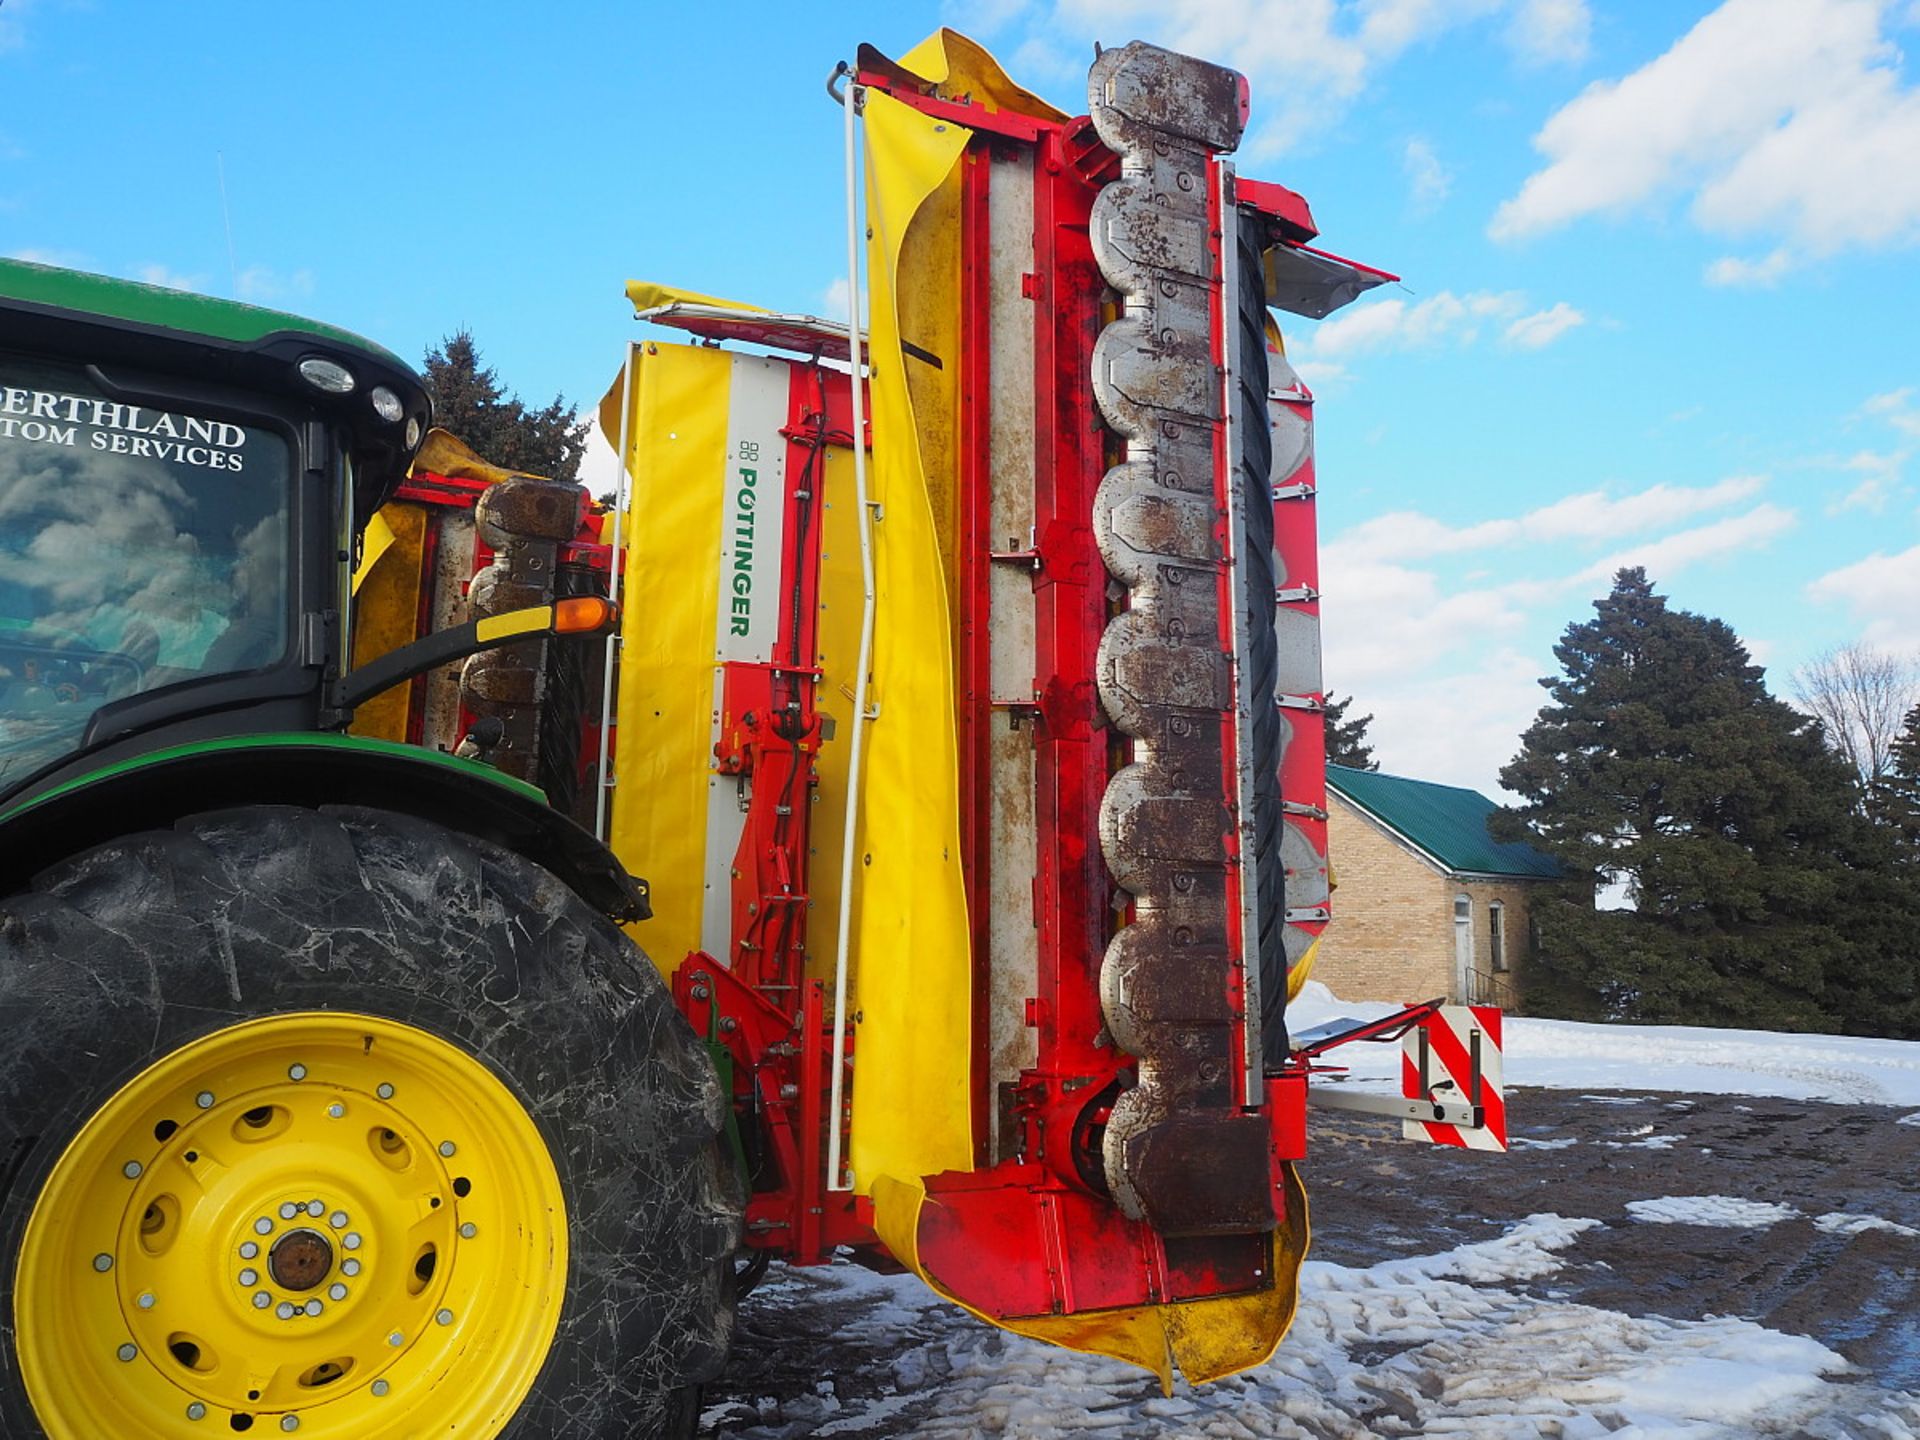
423 332 588 482
1877 703 1920 860
1497 568 1888 1033
1324 693 1378 771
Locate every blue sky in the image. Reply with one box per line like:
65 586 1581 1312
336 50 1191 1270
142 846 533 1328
4 0 1917 794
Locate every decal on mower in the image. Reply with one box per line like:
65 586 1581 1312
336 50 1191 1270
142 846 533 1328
1403 1005 1506 1152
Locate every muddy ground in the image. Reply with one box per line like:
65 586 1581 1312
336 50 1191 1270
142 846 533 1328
699 1089 1920 1435
1303 1089 1920 1391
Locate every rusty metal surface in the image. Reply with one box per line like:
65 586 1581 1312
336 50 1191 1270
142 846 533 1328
460 475 579 785
423 510 476 755
1086 41 1273 1237
986 149 1041 1160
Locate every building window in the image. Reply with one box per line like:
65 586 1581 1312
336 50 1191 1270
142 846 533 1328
1489 901 1507 973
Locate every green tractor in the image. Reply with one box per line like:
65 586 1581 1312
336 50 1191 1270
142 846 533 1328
0 259 738 1438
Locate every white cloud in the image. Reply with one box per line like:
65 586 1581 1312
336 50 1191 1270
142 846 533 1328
1704 248 1795 287
235 266 315 305
1828 449 1907 514
1861 386 1920 436
1491 0 1920 263
1503 301 1585 348
1807 544 1920 656
1318 557 1535 686
1308 289 1524 356
1329 476 1766 563
6 246 89 269
821 276 853 320
1506 0 1591 65
1402 136 1452 212
0 0 36 53
1320 476 1794 793
134 263 208 294
1572 503 1797 584
1290 358 1351 391
1358 648 1551 795
1000 0 1585 153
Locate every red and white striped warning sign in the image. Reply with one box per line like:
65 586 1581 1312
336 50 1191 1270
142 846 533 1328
1402 1005 1506 1151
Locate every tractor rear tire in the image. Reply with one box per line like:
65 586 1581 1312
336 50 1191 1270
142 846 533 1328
0 804 739 1440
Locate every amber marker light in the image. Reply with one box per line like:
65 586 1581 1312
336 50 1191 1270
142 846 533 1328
554 597 617 634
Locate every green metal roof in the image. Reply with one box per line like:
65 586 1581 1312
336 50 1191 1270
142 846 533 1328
0 257 412 373
1327 764 1562 879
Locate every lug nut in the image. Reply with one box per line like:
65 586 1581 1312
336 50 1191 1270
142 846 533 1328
92 1254 113 1273
376 1083 395 1100
195 1091 215 1110
328 1283 348 1301
307 1200 325 1217
388 1331 404 1347
459 1223 477 1239
288 1064 308 1081
276 1302 296 1319
436 1308 455 1326
438 1141 457 1158
327 1103 345 1119
282 1417 301 1432
372 1380 390 1396
342 1259 362 1277
342 1233 362 1251
279 1203 299 1220
329 1211 348 1230
122 1161 142 1179
255 1218 275 1235
137 1292 156 1310
304 1299 323 1317
116 1343 137 1362
187 1402 207 1420
254 1292 272 1309
240 1269 259 1286
240 1242 260 1260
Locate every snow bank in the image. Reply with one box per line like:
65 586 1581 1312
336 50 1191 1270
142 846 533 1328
1290 980 1920 1105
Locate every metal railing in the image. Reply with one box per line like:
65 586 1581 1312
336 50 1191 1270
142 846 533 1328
1467 967 1520 1011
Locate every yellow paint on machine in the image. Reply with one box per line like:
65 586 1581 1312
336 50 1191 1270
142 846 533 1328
600 342 733 966
474 607 552 644
347 503 426 744
844 86 978 1193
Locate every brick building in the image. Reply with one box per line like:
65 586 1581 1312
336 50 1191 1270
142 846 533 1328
1313 765 1561 1010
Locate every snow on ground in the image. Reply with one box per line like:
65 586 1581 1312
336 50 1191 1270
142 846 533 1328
1289 981 1920 1106
1626 1195 1799 1227
716 1214 1920 1438
1815 1212 1920 1239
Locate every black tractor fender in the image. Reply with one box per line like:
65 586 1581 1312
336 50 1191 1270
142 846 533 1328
0 732 649 921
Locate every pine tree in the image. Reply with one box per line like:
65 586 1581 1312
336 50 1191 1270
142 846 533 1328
1498 568 1881 1032
1324 693 1378 771
423 332 588 482
1877 703 1920 860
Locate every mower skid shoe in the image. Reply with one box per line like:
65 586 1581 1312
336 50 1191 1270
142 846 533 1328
1088 41 1272 1238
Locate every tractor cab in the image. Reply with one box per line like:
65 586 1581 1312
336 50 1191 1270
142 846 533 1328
0 258 430 805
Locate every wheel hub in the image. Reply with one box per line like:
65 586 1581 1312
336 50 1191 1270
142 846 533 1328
268 1228 336 1292
14 1013 567 1438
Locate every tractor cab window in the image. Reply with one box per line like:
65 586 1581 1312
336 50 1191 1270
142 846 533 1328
0 355 290 786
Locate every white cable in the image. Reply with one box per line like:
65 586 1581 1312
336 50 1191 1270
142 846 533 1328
827 77 875 1194
594 341 637 842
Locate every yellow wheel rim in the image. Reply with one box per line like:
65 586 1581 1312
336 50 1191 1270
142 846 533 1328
15 1012 568 1438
